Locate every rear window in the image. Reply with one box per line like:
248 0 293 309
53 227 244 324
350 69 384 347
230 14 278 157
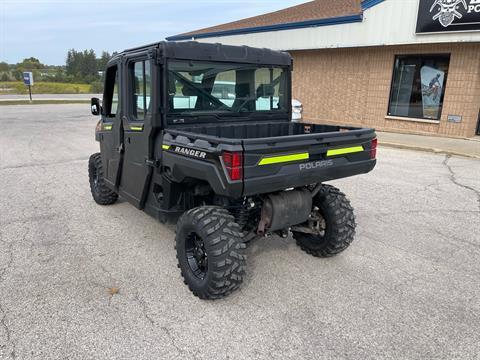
167 60 288 115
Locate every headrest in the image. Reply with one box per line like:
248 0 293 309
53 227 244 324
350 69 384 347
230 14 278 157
256 84 275 98
182 85 198 97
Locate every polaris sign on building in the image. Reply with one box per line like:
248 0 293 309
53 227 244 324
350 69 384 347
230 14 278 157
417 0 480 33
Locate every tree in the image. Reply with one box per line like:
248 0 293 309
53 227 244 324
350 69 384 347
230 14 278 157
18 57 44 70
0 62 9 72
97 51 111 71
66 49 80 77
66 48 99 83
80 49 97 81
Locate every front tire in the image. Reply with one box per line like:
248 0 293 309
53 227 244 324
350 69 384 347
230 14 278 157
88 153 118 205
292 185 356 257
175 206 246 300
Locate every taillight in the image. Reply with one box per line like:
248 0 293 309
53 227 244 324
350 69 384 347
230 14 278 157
370 138 378 159
222 151 243 181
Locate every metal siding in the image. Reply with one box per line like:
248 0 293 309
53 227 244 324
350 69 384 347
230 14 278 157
192 0 480 50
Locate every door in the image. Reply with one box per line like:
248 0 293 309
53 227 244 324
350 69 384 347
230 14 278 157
118 56 154 208
100 64 123 188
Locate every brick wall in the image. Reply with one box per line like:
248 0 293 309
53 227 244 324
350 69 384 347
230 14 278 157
290 43 480 138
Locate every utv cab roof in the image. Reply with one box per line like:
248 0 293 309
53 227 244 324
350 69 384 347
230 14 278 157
110 41 292 67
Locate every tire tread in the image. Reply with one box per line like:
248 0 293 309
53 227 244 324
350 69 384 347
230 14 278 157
176 206 246 300
294 185 356 258
88 153 118 205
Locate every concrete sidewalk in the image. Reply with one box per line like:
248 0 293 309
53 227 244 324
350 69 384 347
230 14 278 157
377 131 480 159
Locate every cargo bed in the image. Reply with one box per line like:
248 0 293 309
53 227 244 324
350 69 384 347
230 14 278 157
162 121 377 197
167 121 372 143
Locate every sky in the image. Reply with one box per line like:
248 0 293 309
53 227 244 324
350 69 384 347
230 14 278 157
0 0 307 65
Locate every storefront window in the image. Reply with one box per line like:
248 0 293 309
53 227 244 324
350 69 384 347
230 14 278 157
388 54 450 121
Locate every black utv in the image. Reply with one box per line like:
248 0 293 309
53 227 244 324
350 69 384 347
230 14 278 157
88 41 377 299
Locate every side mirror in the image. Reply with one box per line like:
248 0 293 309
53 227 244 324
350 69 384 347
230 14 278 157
91 97 102 116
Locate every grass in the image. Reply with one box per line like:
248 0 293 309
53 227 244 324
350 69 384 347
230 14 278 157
0 81 93 94
0 100 90 106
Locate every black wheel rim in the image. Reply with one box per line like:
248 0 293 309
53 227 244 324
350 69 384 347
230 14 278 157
185 232 208 279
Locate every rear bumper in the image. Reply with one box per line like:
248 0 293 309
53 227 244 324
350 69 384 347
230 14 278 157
242 158 376 196
164 150 376 198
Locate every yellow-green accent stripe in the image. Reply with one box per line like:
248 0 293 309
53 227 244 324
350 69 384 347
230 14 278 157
103 124 112 131
162 145 171 150
327 146 364 157
130 126 143 131
258 152 309 166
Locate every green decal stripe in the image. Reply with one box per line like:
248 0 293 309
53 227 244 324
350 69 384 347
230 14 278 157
162 145 171 150
103 124 112 130
130 126 143 131
326 146 364 157
258 152 309 166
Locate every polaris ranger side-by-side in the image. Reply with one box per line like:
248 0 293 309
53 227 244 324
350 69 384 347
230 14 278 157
88 41 377 299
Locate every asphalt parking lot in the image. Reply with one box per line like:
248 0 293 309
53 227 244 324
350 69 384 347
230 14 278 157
0 104 479 359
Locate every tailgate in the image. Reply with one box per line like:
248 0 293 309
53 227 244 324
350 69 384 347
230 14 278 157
241 128 376 196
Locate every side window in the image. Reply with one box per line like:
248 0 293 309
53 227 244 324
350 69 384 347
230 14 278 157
131 60 151 121
104 65 119 118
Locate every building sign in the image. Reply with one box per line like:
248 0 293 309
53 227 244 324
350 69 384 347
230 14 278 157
23 72 34 86
447 115 463 122
416 0 480 33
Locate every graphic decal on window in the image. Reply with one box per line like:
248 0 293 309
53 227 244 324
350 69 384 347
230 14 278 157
420 66 445 119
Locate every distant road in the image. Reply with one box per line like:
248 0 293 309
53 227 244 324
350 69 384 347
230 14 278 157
0 93 101 101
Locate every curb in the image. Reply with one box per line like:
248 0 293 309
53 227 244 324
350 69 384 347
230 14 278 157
379 141 480 160
0 100 90 106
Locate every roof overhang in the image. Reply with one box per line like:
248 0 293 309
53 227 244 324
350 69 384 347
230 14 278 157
167 0 384 41
167 14 363 41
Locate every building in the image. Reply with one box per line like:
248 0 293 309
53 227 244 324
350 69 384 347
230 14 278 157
167 0 480 138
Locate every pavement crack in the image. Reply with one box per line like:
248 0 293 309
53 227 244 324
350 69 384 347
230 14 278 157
78 245 122 307
443 155 480 212
161 326 194 358
0 303 16 360
133 291 155 325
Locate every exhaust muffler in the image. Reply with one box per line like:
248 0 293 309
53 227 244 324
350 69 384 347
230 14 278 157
257 189 312 235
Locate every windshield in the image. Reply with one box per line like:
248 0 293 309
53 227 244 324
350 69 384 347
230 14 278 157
167 60 288 115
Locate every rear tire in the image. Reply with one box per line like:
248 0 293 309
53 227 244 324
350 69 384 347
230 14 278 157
88 153 118 205
175 206 246 300
293 185 355 257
